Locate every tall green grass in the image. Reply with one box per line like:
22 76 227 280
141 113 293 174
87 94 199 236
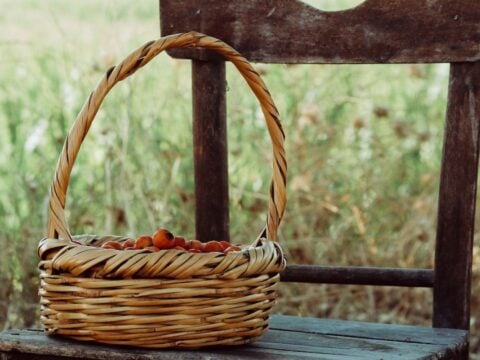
0 0 478 356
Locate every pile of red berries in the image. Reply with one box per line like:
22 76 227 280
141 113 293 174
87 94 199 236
100 228 242 254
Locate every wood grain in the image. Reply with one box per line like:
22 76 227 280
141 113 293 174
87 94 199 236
433 61 480 331
270 315 467 346
258 329 461 359
0 316 468 359
160 0 480 64
281 265 433 287
192 60 229 242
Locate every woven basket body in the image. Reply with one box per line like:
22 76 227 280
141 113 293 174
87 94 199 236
38 32 287 348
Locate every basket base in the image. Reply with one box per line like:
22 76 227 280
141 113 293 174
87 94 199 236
40 272 279 348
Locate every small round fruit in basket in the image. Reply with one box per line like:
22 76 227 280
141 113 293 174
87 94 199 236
134 235 153 249
204 240 223 252
101 241 122 250
152 228 175 249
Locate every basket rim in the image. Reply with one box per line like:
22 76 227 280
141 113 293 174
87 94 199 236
39 235 286 281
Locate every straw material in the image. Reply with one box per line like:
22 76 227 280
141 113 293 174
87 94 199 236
39 32 287 348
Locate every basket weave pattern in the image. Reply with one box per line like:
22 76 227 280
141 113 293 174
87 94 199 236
38 32 287 348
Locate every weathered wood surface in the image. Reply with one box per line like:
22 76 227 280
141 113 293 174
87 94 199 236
281 265 434 287
0 315 468 359
191 60 229 242
161 1 478 346
434 61 480 330
160 0 480 64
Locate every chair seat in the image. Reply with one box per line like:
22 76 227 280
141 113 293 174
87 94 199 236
0 315 468 359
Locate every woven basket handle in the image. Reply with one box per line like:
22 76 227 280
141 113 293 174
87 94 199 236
47 32 286 244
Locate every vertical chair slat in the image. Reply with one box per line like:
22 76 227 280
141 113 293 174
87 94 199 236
192 60 229 242
434 61 480 330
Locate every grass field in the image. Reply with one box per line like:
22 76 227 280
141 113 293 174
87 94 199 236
0 0 478 357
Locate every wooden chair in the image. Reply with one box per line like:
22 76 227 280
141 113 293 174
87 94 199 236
158 0 478 358
0 0 478 358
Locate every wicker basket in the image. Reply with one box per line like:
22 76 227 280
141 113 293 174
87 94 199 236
38 32 287 348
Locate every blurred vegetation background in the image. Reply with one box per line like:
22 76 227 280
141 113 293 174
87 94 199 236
0 0 478 357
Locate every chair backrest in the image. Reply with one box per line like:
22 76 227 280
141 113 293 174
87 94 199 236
159 0 480 330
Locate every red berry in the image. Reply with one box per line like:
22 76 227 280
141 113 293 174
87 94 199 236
219 241 231 251
204 241 223 253
152 228 175 249
135 235 153 249
189 240 204 251
174 236 187 248
122 239 135 249
102 241 122 250
224 245 242 253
